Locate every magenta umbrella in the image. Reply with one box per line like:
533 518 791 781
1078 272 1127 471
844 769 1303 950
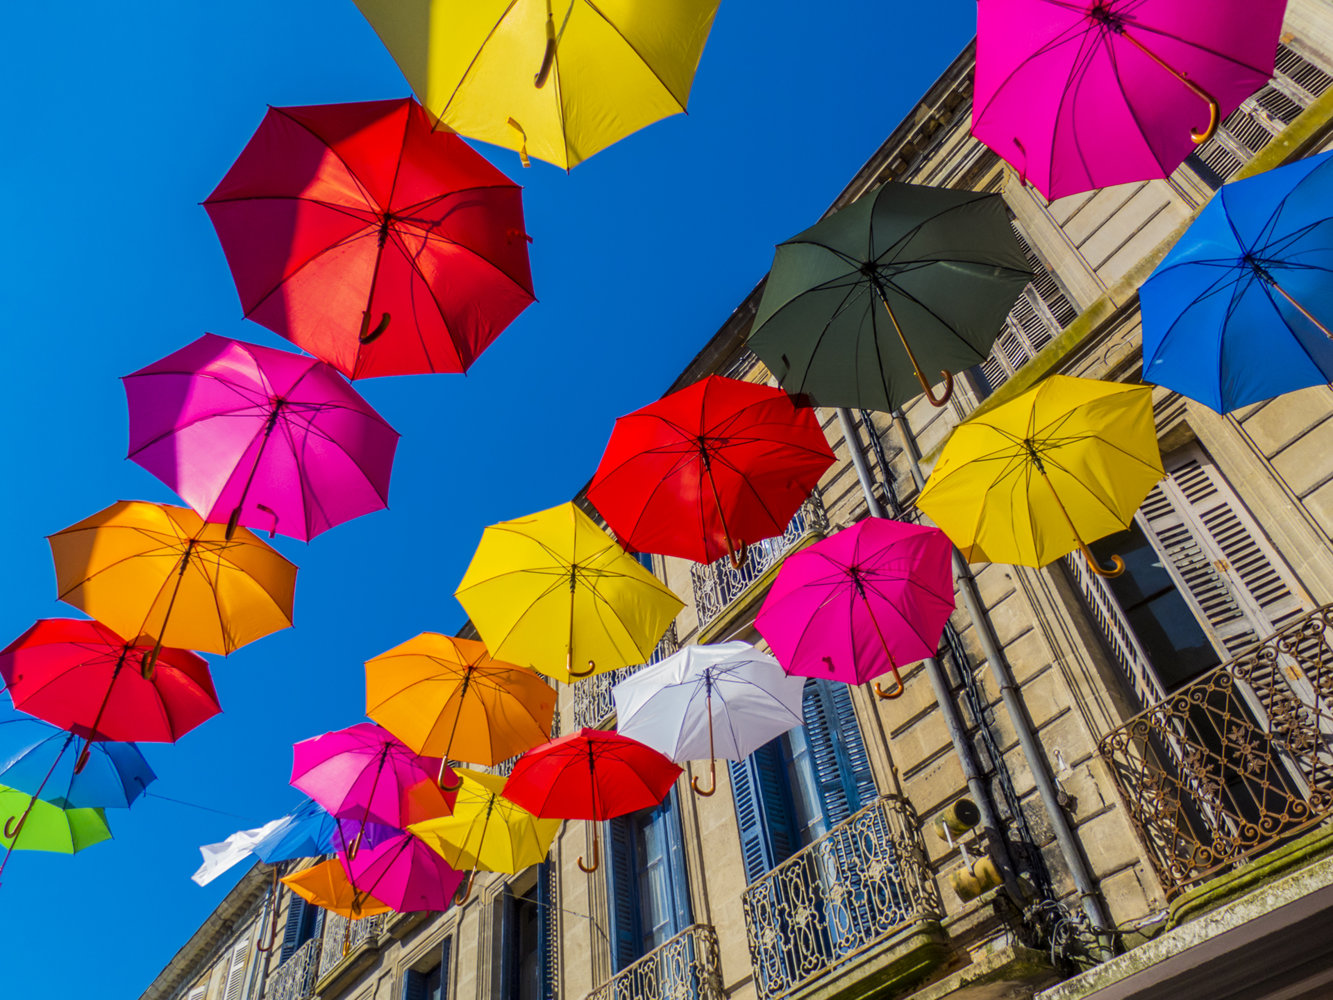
339 829 465 912
972 0 1285 200
754 519 955 698
290 723 457 855
123 333 399 541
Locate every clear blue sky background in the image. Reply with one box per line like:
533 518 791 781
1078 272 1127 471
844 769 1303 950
0 2 974 993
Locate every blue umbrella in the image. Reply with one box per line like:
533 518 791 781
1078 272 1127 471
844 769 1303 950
1140 150 1333 413
0 727 154 810
250 799 396 863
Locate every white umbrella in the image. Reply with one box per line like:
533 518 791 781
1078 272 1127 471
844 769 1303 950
613 641 806 796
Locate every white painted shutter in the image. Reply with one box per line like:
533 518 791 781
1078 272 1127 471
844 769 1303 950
186 987 207 1000
221 935 252 1000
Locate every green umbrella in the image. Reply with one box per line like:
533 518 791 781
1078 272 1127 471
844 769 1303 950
0 783 111 879
749 183 1033 411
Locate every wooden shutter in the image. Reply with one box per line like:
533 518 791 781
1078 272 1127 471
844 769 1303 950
279 894 306 962
727 739 799 884
401 969 427 1000
221 935 251 1000
185 986 207 1000
604 817 642 972
802 681 877 826
535 861 557 999
658 790 693 937
440 937 453 1000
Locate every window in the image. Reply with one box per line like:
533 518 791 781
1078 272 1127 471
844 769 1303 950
729 679 877 883
495 864 557 999
279 895 323 962
605 789 692 971
402 938 450 1000
221 935 252 1000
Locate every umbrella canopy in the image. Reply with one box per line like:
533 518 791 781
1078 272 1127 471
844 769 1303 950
366 633 554 771
973 0 1285 200
290 723 456 836
749 183 1032 411
123 334 400 541
456 502 683 683
504 728 681 872
48 501 297 661
0 618 219 744
0 785 110 856
339 829 466 912
205 98 535 379
0 729 154 810
352 0 721 170
408 768 559 874
586 376 836 566
916 376 1164 576
250 799 343 863
612 641 805 796
282 858 393 919
1140 150 1333 412
754 519 956 696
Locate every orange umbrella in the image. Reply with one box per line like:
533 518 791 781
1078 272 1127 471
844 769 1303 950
48 501 297 672
365 634 554 786
281 858 392 919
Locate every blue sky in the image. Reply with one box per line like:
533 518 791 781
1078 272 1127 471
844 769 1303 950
0 1 974 992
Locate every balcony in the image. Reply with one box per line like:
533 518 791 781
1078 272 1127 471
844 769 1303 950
1099 603 1333 897
587 924 725 1000
742 796 944 1000
268 937 321 1000
690 490 829 633
316 912 386 985
571 624 679 730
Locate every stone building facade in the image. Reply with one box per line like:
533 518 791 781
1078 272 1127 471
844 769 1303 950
142 3 1333 999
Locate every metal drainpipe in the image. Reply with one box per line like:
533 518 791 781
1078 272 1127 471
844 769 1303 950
891 407 1116 955
836 408 1020 882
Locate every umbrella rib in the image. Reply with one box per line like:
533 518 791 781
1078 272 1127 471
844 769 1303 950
1052 24 1107 192
436 2 521 117
582 0 688 110
269 107 386 214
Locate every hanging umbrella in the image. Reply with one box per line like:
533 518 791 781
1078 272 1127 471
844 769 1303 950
409 768 559 902
250 799 397 864
0 618 219 749
0 729 154 812
973 0 1285 200
456 502 683 683
1140 150 1333 412
123 334 399 541
916 375 1164 577
290 723 456 855
749 183 1032 411
352 0 721 170
205 98 535 380
365 633 554 782
282 858 393 919
586 376 836 567
339 829 466 912
48 501 296 674
754 519 956 699
612 641 805 797
504 728 681 872
0 784 110 883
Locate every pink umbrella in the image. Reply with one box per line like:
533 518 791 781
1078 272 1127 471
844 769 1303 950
972 0 1285 200
290 723 456 855
123 333 399 541
339 829 465 912
755 519 955 699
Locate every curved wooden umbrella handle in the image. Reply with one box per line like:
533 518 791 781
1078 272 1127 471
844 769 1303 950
439 758 463 792
919 369 954 407
691 760 717 797
1081 542 1125 579
359 311 391 344
874 666 906 700
569 659 597 679
535 8 557 87
1191 94 1220 144
453 870 477 906
3 816 21 839
728 540 748 570
577 834 600 874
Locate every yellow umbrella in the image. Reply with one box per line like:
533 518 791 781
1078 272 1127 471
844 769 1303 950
351 0 721 170
455 502 682 683
409 768 559 901
281 859 393 919
48 501 296 669
365 633 555 781
916 376 1164 577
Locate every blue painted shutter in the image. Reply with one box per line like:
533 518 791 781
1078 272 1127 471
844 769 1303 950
803 681 877 826
497 886 517 995
440 937 452 1000
401 969 427 1000
659 791 692 936
536 861 556 998
279 893 306 962
605 817 641 971
728 738 800 884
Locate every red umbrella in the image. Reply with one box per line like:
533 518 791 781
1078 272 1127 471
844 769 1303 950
0 619 220 755
204 98 536 379
503 728 681 873
586 376 835 567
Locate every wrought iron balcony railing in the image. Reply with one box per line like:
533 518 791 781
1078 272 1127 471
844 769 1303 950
742 795 942 1000
570 624 679 730
269 937 321 1000
1099 603 1333 896
316 912 386 979
587 923 725 1000
690 490 829 631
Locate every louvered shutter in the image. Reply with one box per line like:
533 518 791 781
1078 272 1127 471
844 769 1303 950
185 986 207 1000
802 681 877 826
495 886 517 998
401 969 427 1000
728 739 799 884
659 790 693 936
221 936 251 1000
280 894 306 962
605 817 641 972
535 861 556 999
440 937 453 1000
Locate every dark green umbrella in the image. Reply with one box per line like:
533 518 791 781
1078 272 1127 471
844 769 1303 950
749 183 1033 410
